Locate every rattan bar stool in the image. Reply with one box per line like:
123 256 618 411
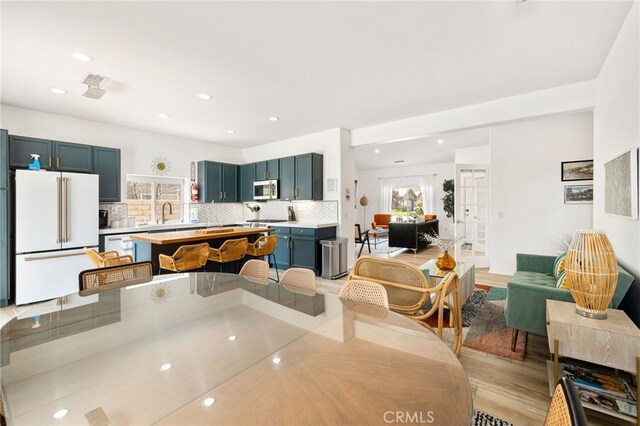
84 247 133 268
158 243 209 274
208 238 249 272
239 259 269 283
245 235 280 282
338 279 389 309
79 261 153 294
279 267 316 293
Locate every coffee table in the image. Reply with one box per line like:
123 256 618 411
369 228 389 248
419 259 475 305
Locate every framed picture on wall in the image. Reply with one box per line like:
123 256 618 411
604 148 639 220
564 185 593 204
561 160 594 181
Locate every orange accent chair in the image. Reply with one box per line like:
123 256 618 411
371 214 392 230
425 214 437 220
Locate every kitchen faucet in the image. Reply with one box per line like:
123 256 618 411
161 202 172 224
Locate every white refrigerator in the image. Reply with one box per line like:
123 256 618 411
15 170 98 304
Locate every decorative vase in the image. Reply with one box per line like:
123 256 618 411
436 251 456 271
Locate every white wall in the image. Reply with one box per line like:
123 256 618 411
0 105 243 194
355 162 455 235
490 112 594 275
593 2 639 321
455 145 490 164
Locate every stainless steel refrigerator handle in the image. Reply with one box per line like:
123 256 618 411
64 177 69 243
56 177 62 243
24 252 87 261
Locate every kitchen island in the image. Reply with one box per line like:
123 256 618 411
131 227 273 274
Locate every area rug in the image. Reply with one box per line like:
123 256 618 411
472 410 514 426
424 284 527 360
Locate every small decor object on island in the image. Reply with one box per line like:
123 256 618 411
566 229 618 319
151 156 171 176
561 159 594 181
420 233 465 271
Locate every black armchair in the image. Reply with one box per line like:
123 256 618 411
388 220 439 253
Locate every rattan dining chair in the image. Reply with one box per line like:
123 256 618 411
279 267 316 293
245 235 279 282
338 279 389 309
79 261 153 294
544 377 588 426
84 247 133 268
158 243 210 274
239 259 269 283
208 238 249 272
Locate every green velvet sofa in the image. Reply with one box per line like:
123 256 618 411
505 253 635 336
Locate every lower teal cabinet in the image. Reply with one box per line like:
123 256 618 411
270 226 336 276
290 236 316 269
273 234 291 270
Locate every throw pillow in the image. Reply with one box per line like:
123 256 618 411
553 253 567 278
556 271 569 289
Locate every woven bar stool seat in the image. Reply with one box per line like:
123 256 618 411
84 247 133 268
245 235 280 282
158 243 209 274
208 238 248 272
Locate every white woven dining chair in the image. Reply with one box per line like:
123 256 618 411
239 259 269 284
338 279 389 309
279 268 316 292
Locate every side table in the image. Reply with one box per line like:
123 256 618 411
546 299 640 424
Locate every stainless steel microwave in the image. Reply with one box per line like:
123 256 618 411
253 180 278 200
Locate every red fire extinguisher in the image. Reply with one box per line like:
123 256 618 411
191 182 199 202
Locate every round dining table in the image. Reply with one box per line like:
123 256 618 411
0 273 473 425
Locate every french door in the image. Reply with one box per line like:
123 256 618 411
454 165 489 268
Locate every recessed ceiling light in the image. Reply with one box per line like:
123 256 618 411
50 88 66 95
228 335 237 341
53 409 69 419
160 363 172 371
437 139 444 144
227 129 236 134
197 93 212 100
157 113 171 119
272 357 282 365
269 116 279 122
374 149 380 154
202 397 216 407
71 52 93 62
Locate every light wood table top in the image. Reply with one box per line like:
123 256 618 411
129 226 274 245
1 273 472 425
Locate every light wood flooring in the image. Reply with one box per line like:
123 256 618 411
351 245 627 425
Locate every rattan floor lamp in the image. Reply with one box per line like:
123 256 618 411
360 196 369 228
565 229 618 319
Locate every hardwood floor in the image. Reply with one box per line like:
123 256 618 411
345 246 627 425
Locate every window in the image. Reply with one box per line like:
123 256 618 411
126 175 185 224
391 186 423 221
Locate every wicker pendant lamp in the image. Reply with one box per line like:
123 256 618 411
565 229 618 319
360 196 369 227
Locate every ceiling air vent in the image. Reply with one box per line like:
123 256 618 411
81 73 109 100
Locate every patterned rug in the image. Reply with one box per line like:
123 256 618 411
472 410 514 426
425 285 527 360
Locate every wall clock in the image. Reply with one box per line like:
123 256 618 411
151 156 171 175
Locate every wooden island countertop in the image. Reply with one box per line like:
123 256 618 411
130 227 274 245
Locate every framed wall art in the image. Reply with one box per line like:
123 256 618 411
564 184 593 204
561 160 594 181
604 148 639 220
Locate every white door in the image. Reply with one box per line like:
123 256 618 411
61 172 99 249
454 165 489 268
15 170 61 253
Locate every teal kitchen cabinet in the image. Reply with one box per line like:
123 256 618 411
290 235 317 270
92 147 121 202
9 136 93 173
0 130 8 189
255 159 279 181
197 161 238 203
271 227 291 271
239 163 256 202
279 154 323 201
54 141 93 173
0 129 9 307
9 135 53 169
270 226 336 276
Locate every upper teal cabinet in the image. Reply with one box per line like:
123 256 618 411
9 136 92 172
255 159 279 181
197 161 238 203
280 153 323 201
0 130 8 189
54 141 93 173
9 135 53 169
92 147 121 202
239 163 256 202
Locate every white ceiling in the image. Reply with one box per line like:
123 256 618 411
0 1 633 148
353 127 490 170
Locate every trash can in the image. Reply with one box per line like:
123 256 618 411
320 237 348 280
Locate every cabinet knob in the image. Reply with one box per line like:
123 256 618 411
48 157 52 168
57 157 60 168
